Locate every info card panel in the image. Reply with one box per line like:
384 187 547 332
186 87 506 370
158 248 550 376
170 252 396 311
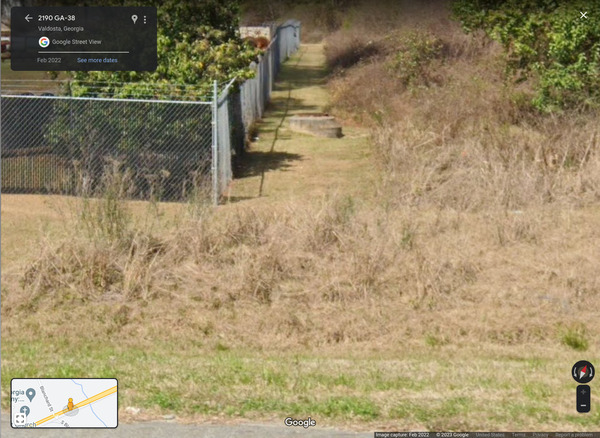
11 7 157 71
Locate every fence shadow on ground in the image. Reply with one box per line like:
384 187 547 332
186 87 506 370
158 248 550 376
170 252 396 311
272 63 329 89
261 97 322 124
233 150 302 179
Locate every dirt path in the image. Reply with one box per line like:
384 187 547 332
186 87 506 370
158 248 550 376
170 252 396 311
225 43 376 205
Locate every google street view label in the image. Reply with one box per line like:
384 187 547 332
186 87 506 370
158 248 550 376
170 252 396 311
11 378 118 428
11 7 157 71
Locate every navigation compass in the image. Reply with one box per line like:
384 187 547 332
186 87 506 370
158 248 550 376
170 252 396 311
572 360 595 384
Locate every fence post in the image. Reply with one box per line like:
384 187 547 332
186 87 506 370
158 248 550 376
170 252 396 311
211 79 218 205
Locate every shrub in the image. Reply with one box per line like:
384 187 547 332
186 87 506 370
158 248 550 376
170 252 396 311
452 0 600 111
386 31 445 87
70 1 260 98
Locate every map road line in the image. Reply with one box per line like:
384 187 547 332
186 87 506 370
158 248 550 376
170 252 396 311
34 386 117 426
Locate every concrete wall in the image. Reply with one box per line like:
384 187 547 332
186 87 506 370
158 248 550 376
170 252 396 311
239 24 276 42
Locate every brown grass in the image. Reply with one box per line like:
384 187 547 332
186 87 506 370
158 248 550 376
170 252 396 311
241 0 357 43
3 3 600 428
3 191 599 354
325 0 600 210
324 31 381 71
3 0 599 356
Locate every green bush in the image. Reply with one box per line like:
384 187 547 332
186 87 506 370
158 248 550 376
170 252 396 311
452 0 600 111
386 31 444 87
69 0 259 98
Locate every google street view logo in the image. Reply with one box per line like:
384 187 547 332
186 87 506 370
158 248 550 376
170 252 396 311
39 36 49 48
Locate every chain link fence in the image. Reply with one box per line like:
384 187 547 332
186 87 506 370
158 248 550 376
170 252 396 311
238 20 301 139
1 95 213 201
1 20 301 204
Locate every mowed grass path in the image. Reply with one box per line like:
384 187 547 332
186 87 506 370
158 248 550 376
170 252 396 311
225 43 376 205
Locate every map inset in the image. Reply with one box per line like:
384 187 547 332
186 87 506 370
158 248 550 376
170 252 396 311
11 378 117 428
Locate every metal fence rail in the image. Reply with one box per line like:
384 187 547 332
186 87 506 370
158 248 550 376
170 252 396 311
0 20 301 203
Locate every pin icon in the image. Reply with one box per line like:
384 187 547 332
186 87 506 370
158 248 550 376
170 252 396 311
26 388 35 402
131 15 138 24
20 406 30 416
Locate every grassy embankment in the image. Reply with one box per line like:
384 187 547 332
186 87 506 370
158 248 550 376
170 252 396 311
2 1 600 430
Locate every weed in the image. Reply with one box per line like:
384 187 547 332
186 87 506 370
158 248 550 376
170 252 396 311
150 391 182 411
401 225 416 250
215 342 230 352
560 326 589 351
425 333 449 347
386 31 444 87
78 159 134 244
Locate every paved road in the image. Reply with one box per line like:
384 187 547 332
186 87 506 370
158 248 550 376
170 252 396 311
1 415 373 437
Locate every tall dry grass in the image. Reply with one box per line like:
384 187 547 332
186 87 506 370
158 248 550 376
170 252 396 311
4 185 598 353
325 0 600 210
3 0 599 355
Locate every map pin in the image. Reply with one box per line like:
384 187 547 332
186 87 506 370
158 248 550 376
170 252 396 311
131 15 138 24
26 388 36 402
20 406 30 416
